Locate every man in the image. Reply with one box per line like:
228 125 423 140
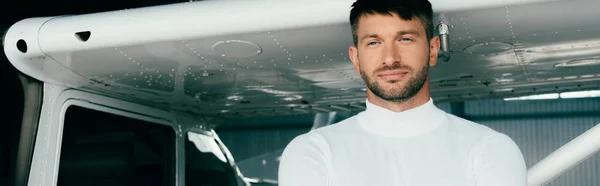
278 0 528 185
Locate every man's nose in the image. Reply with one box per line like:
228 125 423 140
382 44 400 65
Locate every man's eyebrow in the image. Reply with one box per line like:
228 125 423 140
397 30 420 36
360 34 379 42
360 30 421 42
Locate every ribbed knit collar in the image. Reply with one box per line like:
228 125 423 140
357 98 447 138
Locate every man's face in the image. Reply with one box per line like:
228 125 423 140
349 13 439 102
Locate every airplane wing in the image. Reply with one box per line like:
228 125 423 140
3 0 599 122
3 1 600 185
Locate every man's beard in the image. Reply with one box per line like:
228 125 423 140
360 62 429 102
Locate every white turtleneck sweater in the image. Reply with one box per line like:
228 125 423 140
278 98 527 186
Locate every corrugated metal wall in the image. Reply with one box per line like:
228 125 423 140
217 97 600 185
464 98 600 186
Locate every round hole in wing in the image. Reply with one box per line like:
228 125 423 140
16 39 27 53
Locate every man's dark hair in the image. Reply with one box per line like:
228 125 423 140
350 0 434 46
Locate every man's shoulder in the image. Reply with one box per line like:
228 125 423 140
443 113 520 154
281 115 359 155
444 113 517 145
445 113 499 135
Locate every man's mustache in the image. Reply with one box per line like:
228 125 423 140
373 62 413 74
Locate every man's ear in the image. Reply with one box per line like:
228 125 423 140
429 36 440 67
349 45 360 74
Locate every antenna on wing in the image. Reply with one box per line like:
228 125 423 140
437 21 452 62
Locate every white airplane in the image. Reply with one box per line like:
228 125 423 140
2 0 599 186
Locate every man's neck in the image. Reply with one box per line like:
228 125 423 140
366 89 431 113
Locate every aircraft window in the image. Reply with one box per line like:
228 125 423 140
57 105 176 186
186 131 236 186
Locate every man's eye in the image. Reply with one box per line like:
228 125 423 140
367 41 378 45
400 38 413 42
